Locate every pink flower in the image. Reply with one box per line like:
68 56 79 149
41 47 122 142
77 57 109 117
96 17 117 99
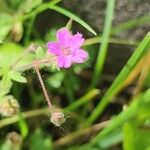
47 28 88 68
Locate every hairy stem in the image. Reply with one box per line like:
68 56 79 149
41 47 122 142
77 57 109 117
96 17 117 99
33 62 52 110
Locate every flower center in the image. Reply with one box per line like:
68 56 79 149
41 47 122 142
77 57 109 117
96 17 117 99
62 47 71 56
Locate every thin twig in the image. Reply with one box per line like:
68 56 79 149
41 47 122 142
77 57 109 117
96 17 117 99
33 61 52 110
53 120 109 148
0 107 83 129
15 58 51 71
0 108 49 128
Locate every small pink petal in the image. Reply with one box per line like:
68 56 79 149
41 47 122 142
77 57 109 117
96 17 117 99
75 49 88 59
72 49 88 63
57 28 71 46
63 57 72 68
72 56 84 63
57 56 72 68
47 42 61 55
47 27 89 69
57 56 66 68
69 32 85 49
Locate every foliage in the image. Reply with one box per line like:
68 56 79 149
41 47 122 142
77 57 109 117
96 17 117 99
0 0 150 150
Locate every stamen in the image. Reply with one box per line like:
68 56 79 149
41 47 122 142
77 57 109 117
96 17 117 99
62 47 71 55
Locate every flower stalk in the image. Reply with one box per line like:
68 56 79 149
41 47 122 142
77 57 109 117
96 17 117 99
33 61 52 109
33 61 66 126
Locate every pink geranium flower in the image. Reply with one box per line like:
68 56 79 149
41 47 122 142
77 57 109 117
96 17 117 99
47 28 88 68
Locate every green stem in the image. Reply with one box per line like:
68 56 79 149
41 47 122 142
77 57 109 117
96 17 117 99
112 15 150 35
0 89 100 128
84 37 139 46
86 32 150 125
66 89 100 111
18 0 61 22
89 0 116 89
24 15 36 46
0 108 48 128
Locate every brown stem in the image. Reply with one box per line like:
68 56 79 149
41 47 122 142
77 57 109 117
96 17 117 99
53 120 109 148
15 58 50 72
33 61 52 110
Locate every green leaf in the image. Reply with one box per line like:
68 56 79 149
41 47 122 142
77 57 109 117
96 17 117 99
95 128 122 149
30 128 52 150
49 5 97 35
0 42 23 67
86 32 150 125
35 46 46 59
9 71 27 83
0 0 13 14
0 42 34 68
0 75 12 97
19 0 43 13
0 13 12 43
89 89 150 148
47 72 65 88
123 122 150 150
137 89 150 120
0 68 9 76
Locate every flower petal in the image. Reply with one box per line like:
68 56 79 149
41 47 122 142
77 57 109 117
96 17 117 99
69 32 85 49
57 56 72 68
57 28 71 46
47 42 61 55
72 49 88 63
64 57 72 68
76 49 88 59
72 56 84 63
57 56 65 68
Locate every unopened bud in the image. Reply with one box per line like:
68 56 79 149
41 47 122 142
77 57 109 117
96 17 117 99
11 22 23 42
0 95 20 117
50 112 66 126
7 132 22 145
3 132 22 150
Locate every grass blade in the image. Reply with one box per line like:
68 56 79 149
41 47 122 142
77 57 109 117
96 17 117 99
83 36 139 46
89 0 115 89
49 5 97 35
112 15 150 35
86 32 150 125
90 89 150 146
91 94 141 145
65 89 100 111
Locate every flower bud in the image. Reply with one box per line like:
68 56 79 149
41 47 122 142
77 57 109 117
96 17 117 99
50 112 66 126
11 22 23 42
0 95 20 117
2 132 22 150
7 132 22 145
